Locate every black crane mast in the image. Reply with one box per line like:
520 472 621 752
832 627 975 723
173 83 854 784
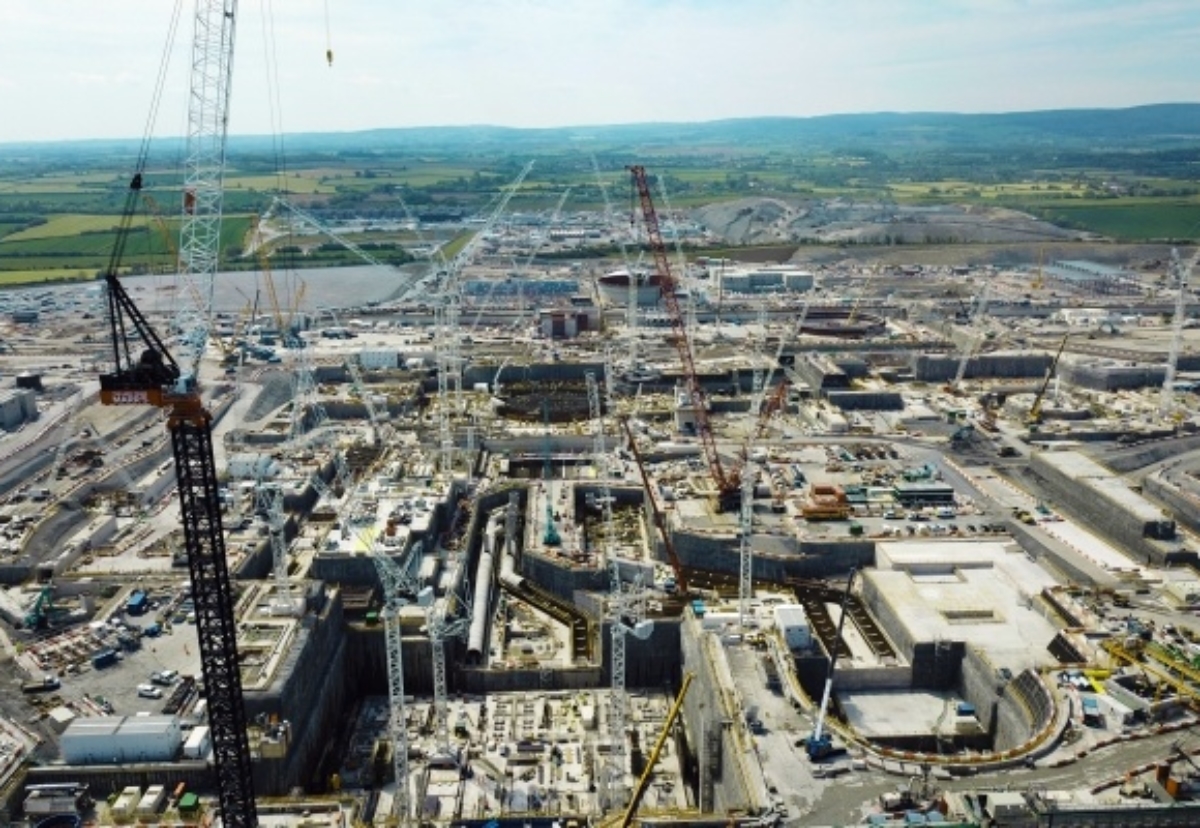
99 174 258 827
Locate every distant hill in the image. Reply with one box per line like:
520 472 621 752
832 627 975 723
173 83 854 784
259 103 1200 153
5 103 1199 156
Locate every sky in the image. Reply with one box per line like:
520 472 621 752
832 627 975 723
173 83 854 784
0 0 1196 144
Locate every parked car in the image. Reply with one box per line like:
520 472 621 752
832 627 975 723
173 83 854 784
136 684 163 699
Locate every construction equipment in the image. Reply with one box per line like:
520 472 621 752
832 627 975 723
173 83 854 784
590 372 629 808
806 568 858 761
542 400 561 546
249 216 301 348
174 0 239 370
1027 333 1069 428
948 281 991 393
99 209 257 825
620 673 695 828
1160 248 1196 417
142 193 240 366
370 550 418 820
96 3 254 823
628 165 739 511
620 417 688 594
428 594 471 762
23 585 66 630
738 463 756 630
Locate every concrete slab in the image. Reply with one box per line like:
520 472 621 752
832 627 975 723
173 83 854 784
1040 520 1145 574
839 688 958 738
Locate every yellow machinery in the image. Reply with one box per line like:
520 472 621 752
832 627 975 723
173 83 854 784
1028 333 1069 427
621 672 695 828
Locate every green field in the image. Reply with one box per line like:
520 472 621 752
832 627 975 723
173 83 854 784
4 214 127 241
1032 202 1200 241
0 268 99 286
0 214 254 273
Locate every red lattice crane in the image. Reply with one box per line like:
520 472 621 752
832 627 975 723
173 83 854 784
628 165 740 510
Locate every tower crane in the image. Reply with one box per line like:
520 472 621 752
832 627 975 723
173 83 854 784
428 594 471 761
1160 248 1195 417
628 165 740 511
98 2 255 824
738 463 756 631
433 162 534 472
541 400 561 546
588 373 651 812
254 481 297 613
370 549 419 821
949 281 991 393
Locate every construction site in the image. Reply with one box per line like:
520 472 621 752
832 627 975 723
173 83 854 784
7 8 1200 828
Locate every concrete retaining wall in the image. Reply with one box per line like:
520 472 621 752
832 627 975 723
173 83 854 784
679 615 758 816
832 664 912 691
237 587 350 794
1027 454 1182 566
671 527 873 581
826 391 904 411
1145 474 1200 538
957 647 1001 736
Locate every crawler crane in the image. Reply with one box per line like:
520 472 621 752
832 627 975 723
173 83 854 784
99 178 257 825
806 568 858 761
628 165 741 511
95 1 254 818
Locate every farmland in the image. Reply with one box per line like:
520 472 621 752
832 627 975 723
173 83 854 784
1 108 1199 286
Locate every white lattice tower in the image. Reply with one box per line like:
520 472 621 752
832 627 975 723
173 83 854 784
738 464 756 630
369 548 421 821
448 294 464 412
603 346 616 411
253 480 294 609
435 304 454 473
588 371 628 808
382 601 410 817
429 598 452 755
289 341 324 443
175 0 238 370
1161 249 1193 416
753 299 768 396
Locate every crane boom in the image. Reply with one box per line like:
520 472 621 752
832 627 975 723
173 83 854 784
1028 333 1069 426
620 673 694 828
95 5 257 821
628 165 737 508
176 0 239 368
808 568 858 761
620 417 688 594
